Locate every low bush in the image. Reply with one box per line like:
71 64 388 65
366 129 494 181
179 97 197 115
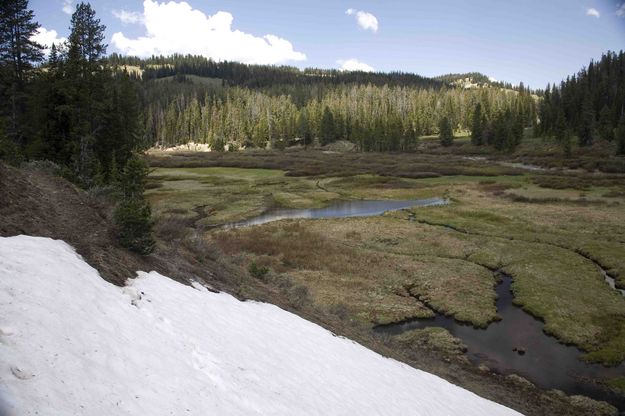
248 261 269 280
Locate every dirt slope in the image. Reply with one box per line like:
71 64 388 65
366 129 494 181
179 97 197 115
0 163 227 287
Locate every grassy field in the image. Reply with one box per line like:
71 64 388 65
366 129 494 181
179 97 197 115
146 154 625 366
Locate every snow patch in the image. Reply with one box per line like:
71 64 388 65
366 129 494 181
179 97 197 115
0 235 522 415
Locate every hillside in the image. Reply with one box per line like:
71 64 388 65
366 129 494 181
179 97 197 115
0 235 522 416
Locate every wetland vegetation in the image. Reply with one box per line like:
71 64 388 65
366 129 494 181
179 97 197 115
145 149 625 411
2 1 625 412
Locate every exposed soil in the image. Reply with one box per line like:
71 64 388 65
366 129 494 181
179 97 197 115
0 162 618 416
0 163 231 289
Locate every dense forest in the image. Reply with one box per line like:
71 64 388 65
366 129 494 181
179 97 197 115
139 76 536 151
1 0 624 186
538 51 625 154
108 52 534 151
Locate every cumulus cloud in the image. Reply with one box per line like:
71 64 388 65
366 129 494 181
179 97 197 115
337 59 374 72
30 27 67 55
345 8 378 33
113 9 144 25
586 8 600 18
111 0 306 65
62 0 74 14
617 3 625 17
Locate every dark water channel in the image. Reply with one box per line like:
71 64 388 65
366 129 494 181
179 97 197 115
219 197 625 409
223 198 448 228
375 273 625 410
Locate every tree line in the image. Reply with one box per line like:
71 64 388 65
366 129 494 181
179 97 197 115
140 74 537 152
537 51 625 155
109 53 444 90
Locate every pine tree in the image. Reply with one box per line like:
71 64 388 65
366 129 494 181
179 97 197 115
471 103 484 145
67 2 106 81
439 116 453 147
297 109 311 146
616 114 625 156
598 105 613 142
577 92 595 147
554 109 569 158
113 154 154 254
65 2 109 184
319 106 335 146
0 0 43 149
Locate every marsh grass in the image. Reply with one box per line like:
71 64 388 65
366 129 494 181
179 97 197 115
149 153 625 365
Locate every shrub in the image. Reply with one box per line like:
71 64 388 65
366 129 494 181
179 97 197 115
114 199 155 255
20 159 61 174
248 261 269 280
290 285 312 308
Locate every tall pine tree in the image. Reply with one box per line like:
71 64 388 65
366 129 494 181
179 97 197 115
0 0 43 152
65 2 108 185
471 103 484 145
319 106 335 146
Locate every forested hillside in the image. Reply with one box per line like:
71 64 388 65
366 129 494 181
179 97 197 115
139 74 536 151
106 53 534 151
1 0 623 189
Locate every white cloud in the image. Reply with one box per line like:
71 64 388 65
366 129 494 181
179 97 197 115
345 8 378 33
62 0 74 14
113 9 144 25
337 59 374 72
30 27 67 56
586 8 600 18
617 3 625 17
111 0 306 65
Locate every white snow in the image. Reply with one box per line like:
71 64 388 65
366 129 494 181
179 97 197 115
0 235 523 416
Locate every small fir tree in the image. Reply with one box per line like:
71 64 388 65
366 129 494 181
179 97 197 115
113 154 154 254
439 116 453 147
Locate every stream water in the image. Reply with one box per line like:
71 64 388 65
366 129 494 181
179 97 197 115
374 273 625 410
220 197 625 409
223 198 448 228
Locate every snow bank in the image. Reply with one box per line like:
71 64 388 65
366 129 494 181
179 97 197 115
0 236 522 416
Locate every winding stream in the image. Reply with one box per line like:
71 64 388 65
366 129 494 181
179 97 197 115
219 197 625 409
222 198 448 228
600 267 625 297
374 273 625 410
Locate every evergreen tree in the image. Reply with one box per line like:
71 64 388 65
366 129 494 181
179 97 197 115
439 116 453 147
0 0 43 151
578 96 595 147
554 109 570 157
598 105 613 141
616 114 625 156
65 2 108 184
113 154 154 254
471 103 484 145
562 128 572 158
319 106 335 146
297 109 311 146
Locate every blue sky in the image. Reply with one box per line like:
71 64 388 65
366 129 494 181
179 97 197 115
29 0 625 89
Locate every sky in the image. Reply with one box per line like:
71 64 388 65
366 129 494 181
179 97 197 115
28 0 625 89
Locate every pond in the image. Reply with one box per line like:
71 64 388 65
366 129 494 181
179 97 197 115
374 272 625 410
222 198 448 228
